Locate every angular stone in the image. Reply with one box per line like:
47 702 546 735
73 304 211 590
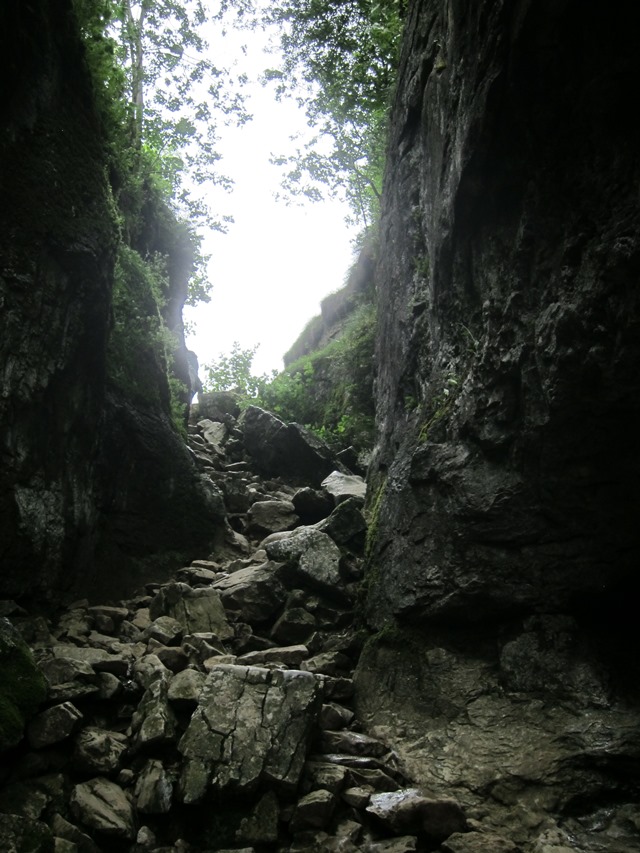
236 790 280 844
52 644 129 677
202 420 228 449
50 812 101 853
319 675 355 701
237 644 309 668
292 487 335 524
167 668 205 709
96 671 122 700
346 766 401 793
70 778 135 839
143 615 183 646
132 654 170 690
39 656 95 687
302 651 352 677
342 786 373 808
131 674 177 749
366 789 467 841
87 606 129 627
178 664 321 801
73 727 128 774
321 471 367 503
322 730 390 757
302 761 348 794
320 703 355 731
131 608 152 631
153 644 189 673
27 701 83 748
212 562 287 624
197 392 241 422
264 528 343 595
321 754 405 783
176 565 219 585
135 759 173 814
247 500 299 536
240 405 339 483
47 682 100 703
316 497 367 551
290 789 337 832
149 583 233 640
182 632 228 665
271 607 317 645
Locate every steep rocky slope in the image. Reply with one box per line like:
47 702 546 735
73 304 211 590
359 0 640 849
0 0 223 603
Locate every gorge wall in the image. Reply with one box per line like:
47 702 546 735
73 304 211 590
357 0 640 846
0 0 224 604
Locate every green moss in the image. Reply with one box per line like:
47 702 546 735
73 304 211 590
259 302 377 451
0 623 47 753
364 473 388 563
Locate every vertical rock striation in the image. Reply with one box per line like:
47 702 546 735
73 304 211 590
0 0 223 602
367 0 640 627
358 1 640 846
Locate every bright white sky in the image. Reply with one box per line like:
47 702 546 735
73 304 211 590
183 15 360 378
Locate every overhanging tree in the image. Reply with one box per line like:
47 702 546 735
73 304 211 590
256 0 403 227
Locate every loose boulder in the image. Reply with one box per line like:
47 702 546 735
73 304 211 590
178 664 321 801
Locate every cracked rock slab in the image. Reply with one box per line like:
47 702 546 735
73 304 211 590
70 777 135 839
178 663 321 802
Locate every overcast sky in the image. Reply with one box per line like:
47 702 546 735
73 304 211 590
183 14 359 378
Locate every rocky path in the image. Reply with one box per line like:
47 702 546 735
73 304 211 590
0 402 471 853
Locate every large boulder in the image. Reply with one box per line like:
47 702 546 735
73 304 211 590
239 406 340 485
264 528 344 596
212 562 288 624
149 583 234 640
70 778 136 840
178 664 321 801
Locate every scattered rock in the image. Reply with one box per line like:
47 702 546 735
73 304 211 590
212 562 288 623
27 702 83 748
134 758 173 814
366 789 467 841
70 777 136 839
178 664 321 800
321 471 367 504
73 727 128 774
247 500 299 536
290 788 337 831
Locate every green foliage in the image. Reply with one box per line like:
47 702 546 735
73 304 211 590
202 342 276 400
364 472 387 562
240 0 403 227
418 374 460 443
259 302 377 450
108 244 178 411
72 0 238 302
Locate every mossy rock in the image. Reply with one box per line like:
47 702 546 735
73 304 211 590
0 814 54 852
0 618 47 753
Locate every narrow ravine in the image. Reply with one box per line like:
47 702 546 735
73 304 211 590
0 396 464 853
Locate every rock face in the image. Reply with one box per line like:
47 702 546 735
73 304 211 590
357 1 640 850
367 0 640 625
0 0 224 602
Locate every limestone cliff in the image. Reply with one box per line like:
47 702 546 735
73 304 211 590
366 0 640 635
0 0 223 603
357 0 640 845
